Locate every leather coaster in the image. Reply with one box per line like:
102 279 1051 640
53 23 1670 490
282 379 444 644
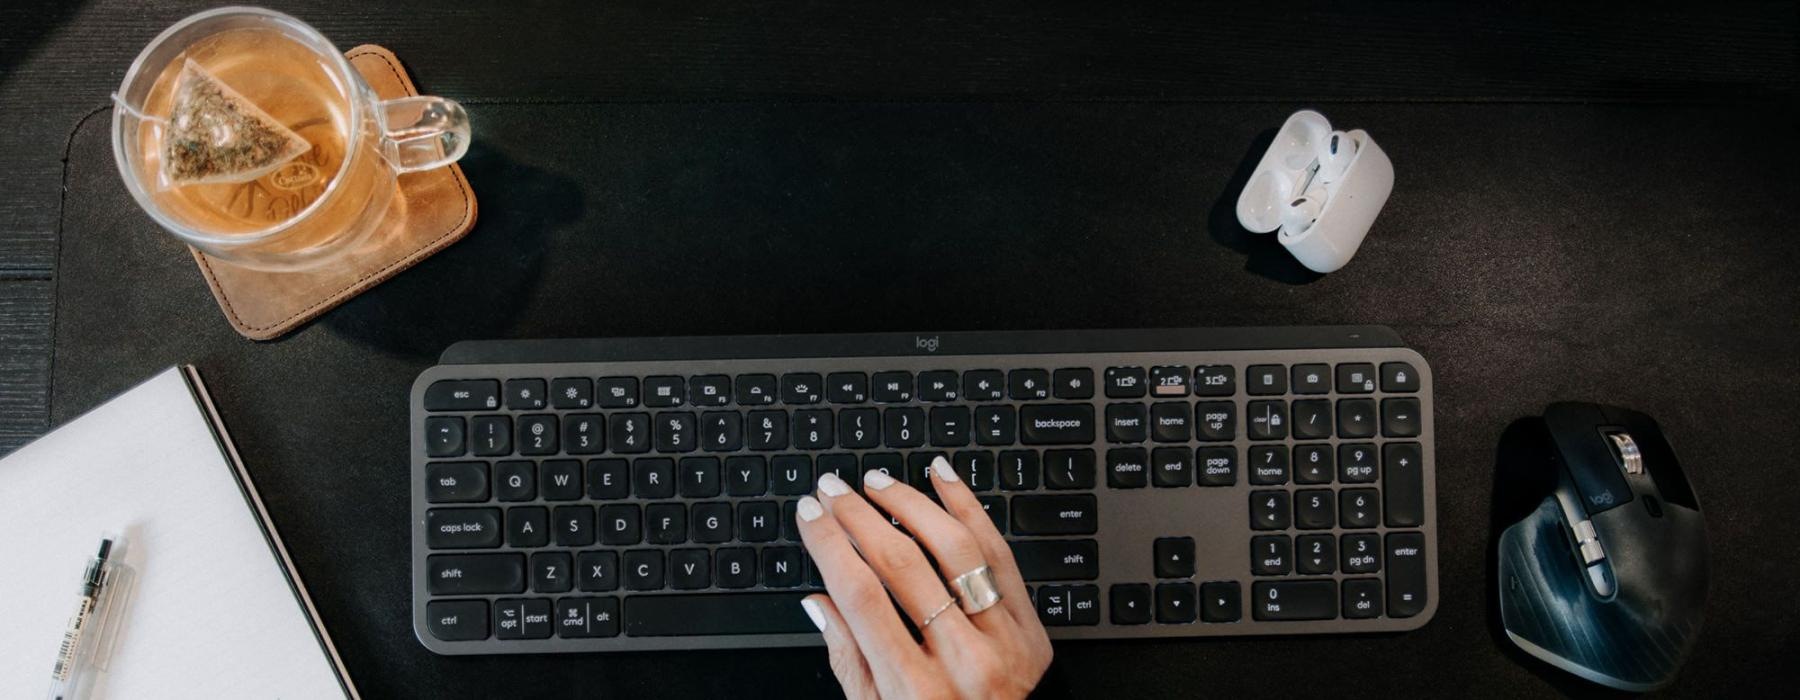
192 44 478 340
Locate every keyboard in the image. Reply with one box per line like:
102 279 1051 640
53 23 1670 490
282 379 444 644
410 327 1439 654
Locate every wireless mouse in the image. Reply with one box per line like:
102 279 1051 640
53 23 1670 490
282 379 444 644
1496 402 1708 691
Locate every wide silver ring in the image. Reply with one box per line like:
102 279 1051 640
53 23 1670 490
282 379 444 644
952 565 1003 614
920 597 958 627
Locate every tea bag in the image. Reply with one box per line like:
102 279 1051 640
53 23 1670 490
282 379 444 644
160 59 312 185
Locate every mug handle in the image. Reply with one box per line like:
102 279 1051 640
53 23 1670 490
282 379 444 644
377 96 470 174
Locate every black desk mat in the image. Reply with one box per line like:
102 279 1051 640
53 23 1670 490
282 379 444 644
53 101 1799 696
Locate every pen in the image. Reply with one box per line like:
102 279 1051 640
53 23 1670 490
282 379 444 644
47 537 120 700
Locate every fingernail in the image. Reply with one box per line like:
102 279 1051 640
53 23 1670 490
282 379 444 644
818 472 851 497
797 495 824 522
932 455 959 482
864 469 897 490
800 598 828 632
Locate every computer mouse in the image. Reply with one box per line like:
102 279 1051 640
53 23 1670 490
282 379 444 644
1496 402 1708 691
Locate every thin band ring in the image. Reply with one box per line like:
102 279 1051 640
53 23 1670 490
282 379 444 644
919 597 958 627
951 565 1003 615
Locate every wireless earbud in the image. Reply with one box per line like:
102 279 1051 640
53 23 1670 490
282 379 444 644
1234 111 1393 274
1281 189 1326 235
1316 130 1356 183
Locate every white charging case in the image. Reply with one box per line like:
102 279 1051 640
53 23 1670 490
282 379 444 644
1235 110 1393 273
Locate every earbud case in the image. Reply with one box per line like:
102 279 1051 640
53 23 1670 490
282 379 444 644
1235 110 1393 273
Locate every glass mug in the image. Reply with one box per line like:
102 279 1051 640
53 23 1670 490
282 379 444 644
112 6 469 271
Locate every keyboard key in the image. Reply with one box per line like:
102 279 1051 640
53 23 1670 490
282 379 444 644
725 456 767 496
645 503 687 544
427 462 489 503
1196 446 1238 486
1019 404 1096 444
1106 448 1149 489
586 459 629 500
1295 489 1335 529
1337 399 1377 438
426 416 466 457
1384 443 1426 527
1157 582 1198 623
1291 400 1331 440
623 593 817 636
1381 362 1420 392
493 598 553 639
780 373 823 404
827 372 869 403
1294 445 1333 484
1194 402 1236 441
426 379 500 411
688 375 732 407
692 502 733 543
963 370 1005 401
738 502 781 542
553 505 595 547
1297 534 1336 575
954 451 997 492
1105 403 1148 443
634 458 677 498
1150 402 1191 442
1201 581 1241 622
596 377 640 408
794 410 835 450
1008 369 1050 400
1248 446 1289 485
1343 578 1383 619
1148 366 1189 397
862 454 901 488
1053 368 1094 399
504 379 548 410
1151 447 1192 487
929 406 971 446
837 408 879 448
1103 367 1147 398
882 408 926 447
747 411 790 450
1250 490 1290 530
428 553 525 595
735 374 778 405
1386 532 1428 617
655 412 697 453
1245 364 1286 395
598 504 641 545
427 600 489 641
1012 495 1098 535
470 415 511 456
1291 364 1331 394
716 548 759 588
644 376 685 407
507 507 549 547
1340 489 1380 528
578 551 619 591
1010 539 1100 580
557 597 621 638
563 414 605 454
610 413 650 454
1043 449 1096 490
516 415 557 455
771 455 812 495
871 372 914 403
1154 537 1195 578
907 452 947 487
974 406 1017 445
427 508 502 549
1338 444 1378 483
1382 398 1422 437
1341 533 1382 573
919 370 960 401
762 546 805 587
1036 585 1101 626
623 550 665 590
541 460 583 500
977 495 1007 533
1335 363 1376 393
679 457 721 498
701 412 743 451
1192 365 1235 397
1246 400 1287 440
496 460 536 501
1111 584 1152 624
669 548 711 589
551 377 594 409
1251 580 1337 621
532 551 574 593
816 454 860 489
1251 535 1291 575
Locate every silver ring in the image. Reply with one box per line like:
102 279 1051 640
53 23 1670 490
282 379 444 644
919 597 957 627
952 565 1003 614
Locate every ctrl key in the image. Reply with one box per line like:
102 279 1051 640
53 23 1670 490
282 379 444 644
1035 585 1101 626
427 600 489 641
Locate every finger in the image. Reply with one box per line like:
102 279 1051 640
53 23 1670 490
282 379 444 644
860 465 1014 635
795 493 926 681
816 472 978 643
928 455 1039 626
802 595 881 700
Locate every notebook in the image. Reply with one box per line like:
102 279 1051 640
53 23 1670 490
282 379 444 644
0 366 356 698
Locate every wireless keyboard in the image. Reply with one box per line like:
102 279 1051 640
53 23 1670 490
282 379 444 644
410 327 1439 654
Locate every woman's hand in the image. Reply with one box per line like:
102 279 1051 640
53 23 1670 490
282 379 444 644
796 455 1053 699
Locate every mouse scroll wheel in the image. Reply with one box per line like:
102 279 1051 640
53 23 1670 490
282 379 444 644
1607 433 1644 475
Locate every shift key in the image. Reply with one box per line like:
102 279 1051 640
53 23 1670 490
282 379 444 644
427 553 525 595
1010 539 1099 581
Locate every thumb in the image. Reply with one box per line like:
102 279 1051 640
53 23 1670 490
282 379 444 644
805 595 880 700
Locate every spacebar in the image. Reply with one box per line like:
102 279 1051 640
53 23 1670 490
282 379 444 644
624 593 818 636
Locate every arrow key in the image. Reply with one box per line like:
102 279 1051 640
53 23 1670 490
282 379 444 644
1201 581 1241 623
1156 582 1197 623
1296 534 1336 575
1110 584 1152 625
1154 537 1196 578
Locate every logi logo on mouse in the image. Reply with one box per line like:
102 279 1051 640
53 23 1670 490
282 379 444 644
915 335 940 353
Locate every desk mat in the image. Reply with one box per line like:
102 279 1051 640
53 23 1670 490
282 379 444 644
52 99 1800 696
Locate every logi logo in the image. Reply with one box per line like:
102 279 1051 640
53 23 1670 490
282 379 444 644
915 335 940 353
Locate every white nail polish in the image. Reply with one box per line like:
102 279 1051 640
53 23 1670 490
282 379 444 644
864 469 897 490
797 496 824 522
801 598 829 633
818 472 851 497
932 455 959 482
